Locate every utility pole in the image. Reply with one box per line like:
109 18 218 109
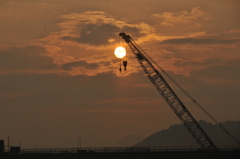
79 136 81 149
7 136 9 153
77 136 81 150
77 138 79 150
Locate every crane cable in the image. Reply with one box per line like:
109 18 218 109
118 36 122 72
131 38 240 146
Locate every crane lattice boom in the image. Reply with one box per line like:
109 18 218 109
119 33 217 151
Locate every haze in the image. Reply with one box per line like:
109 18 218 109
0 0 239 148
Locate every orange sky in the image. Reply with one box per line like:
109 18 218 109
0 0 240 148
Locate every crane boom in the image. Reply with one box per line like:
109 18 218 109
119 33 218 151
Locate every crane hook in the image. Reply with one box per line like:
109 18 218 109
123 61 127 71
119 64 122 73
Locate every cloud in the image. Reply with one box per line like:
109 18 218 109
61 60 99 71
33 10 158 76
57 11 154 46
0 45 56 70
4 109 161 114
1 5 238 78
156 40 240 75
160 38 239 45
96 97 164 108
0 91 33 99
190 59 240 84
173 58 223 67
228 29 240 33
61 23 142 46
0 43 124 76
62 24 120 45
153 7 209 27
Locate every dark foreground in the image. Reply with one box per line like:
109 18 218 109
1 147 240 159
1 151 240 159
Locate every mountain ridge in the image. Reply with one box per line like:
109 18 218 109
134 120 240 147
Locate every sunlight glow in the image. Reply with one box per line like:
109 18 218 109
114 47 126 58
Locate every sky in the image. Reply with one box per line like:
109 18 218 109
0 0 240 148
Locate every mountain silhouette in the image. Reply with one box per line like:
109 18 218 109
134 120 240 147
112 134 145 147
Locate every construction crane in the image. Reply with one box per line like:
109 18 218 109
119 33 218 151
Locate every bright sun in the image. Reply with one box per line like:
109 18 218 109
114 47 126 58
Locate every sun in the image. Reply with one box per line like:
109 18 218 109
114 47 126 58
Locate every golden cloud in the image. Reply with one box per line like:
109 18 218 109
152 7 209 27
